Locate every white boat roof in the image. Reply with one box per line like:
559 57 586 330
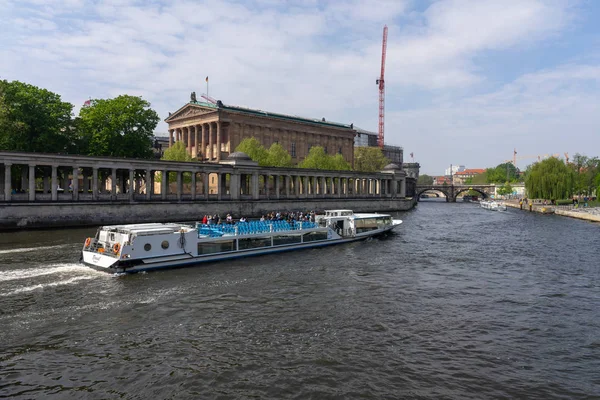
99 223 186 235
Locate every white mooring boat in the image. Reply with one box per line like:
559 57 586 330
480 200 507 211
81 210 403 274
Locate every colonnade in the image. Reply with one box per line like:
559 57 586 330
0 152 407 203
169 121 222 161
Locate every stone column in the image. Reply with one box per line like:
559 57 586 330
285 175 290 197
82 169 89 193
169 129 174 147
399 177 406 197
161 170 168 200
217 173 222 200
28 164 36 201
275 176 280 199
203 172 209 198
3 163 12 201
391 179 398 198
51 165 58 201
191 171 196 200
195 125 200 158
230 173 240 200
187 127 192 155
92 168 98 200
208 123 214 161
128 169 135 201
111 168 117 200
176 171 182 201
216 121 221 162
72 166 79 201
145 169 152 199
252 172 259 200
201 124 206 160
303 176 309 197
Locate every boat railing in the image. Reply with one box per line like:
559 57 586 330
196 220 319 237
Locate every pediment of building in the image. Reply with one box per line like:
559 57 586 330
165 104 216 122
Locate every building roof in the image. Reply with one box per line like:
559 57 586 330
454 169 486 175
184 100 353 130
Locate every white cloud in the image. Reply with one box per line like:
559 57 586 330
0 0 596 175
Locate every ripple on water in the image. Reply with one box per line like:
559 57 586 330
1 202 599 398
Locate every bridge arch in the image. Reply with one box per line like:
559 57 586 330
453 187 490 202
416 186 451 202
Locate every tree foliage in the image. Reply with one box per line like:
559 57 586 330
497 182 513 196
354 147 389 172
569 153 600 196
486 162 519 184
162 141 192 162
525 157 574 200
78 95 159 159
299 146 351 170
266 143 294 167
235 137 269 166
417 174 434 185
0 80 75 153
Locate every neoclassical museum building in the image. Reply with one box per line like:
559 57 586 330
165 97 356 165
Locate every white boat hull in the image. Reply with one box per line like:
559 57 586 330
81 218 401 274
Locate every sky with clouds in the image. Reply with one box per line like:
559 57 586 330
1 0 599 174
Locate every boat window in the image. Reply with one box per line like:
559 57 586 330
198 240 235 255
273 235 302 246
144 243 152 251
355 218 378 233
238 237 271 250
302 231 328 242
161 240 170 249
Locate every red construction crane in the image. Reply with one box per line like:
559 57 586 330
376 25 388 148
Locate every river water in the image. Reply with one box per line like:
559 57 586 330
0 200 598 399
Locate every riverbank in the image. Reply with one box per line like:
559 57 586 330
504 200 600 223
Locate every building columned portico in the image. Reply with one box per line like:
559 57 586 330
165 99 357 166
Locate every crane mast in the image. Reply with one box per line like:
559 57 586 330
376 25 388 148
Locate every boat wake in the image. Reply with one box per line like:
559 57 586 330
0 263 104 283
0 275 97 297
0 244 71 255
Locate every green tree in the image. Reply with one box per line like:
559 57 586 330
0 80 75 153
235 137 269 166
298 146 350 170
299 146 330 169
471 172 488 184
569 154 599 196
417 174 434 185
78 95 159 158
329 153 352 171
497 182 513 197
162 141 192 162
525 157 574 200
486 162 518 184
158 141 193 183
265 143 294 167
354 147 390 172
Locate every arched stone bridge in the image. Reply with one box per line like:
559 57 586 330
415 184 495 202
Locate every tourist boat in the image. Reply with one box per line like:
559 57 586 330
80 210 403 274
480 200 507 211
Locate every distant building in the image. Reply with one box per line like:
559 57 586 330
165 97 355 165
433 176 452 185
152 135 169 158
354 127 404 165
445 165 465 176
453 168 486 184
